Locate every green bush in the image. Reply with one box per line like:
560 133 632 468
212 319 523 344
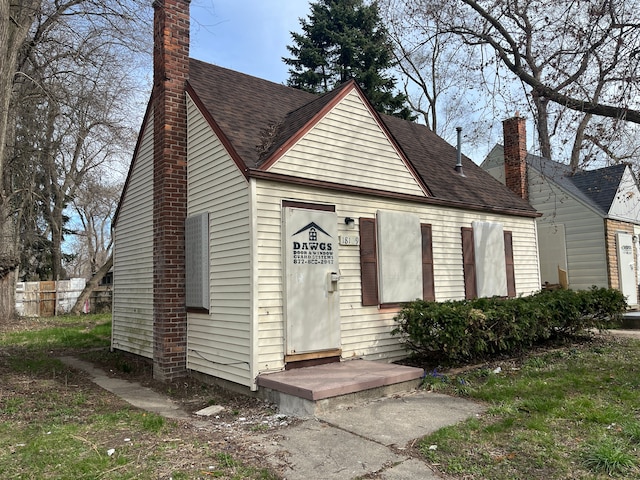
392 287 627 364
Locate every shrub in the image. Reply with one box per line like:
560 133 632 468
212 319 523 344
392 287 626 364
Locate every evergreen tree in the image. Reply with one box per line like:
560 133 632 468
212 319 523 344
284 0 413 120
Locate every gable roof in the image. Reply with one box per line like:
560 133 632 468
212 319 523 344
486 144 629 216
186 59 537 217
570 164 627 214
188 59 317 169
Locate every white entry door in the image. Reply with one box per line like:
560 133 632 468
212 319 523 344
284 206 340 355
617 232 638 306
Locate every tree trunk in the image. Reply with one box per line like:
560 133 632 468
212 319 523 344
0 0 41 319
570 113 592 172
50 205 64 280
70 253 112 315
0 270 16 321
0 195 19 320
533 94 552 160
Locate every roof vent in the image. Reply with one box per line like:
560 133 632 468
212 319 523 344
455 127 465 176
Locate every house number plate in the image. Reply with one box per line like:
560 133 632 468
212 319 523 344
339 235 360 246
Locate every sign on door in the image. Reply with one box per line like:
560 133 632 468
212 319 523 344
284 207 341 355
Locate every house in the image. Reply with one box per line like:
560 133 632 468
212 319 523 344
111 0 541 391
482 115 640 306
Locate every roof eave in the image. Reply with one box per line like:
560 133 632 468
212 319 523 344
247 169 540 218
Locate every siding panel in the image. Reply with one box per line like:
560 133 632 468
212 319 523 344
254 181 540 373
268 90 426 197
112 114 154 358
186 96 253 387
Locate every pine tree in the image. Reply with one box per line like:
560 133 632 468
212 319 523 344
284 0 413 120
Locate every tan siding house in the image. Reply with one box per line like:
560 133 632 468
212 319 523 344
111 1 542 389
185 95 253 386
252 182 540 373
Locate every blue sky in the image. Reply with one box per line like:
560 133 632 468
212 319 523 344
190 0 312 84
184 1 494 163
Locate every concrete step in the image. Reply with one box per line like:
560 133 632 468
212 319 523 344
256 359 425 417
622 311 640 329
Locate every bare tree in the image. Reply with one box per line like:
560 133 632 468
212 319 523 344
67 174 120 278
0 1 41 319
381 0 480 137
0 0 150 319
395 0 640 169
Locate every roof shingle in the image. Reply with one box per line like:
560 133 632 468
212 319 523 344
188 59 536 215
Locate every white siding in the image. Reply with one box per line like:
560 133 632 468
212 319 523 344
483 164 505 184
609 167 640 223
268 89 426 197
186 95 253 387
254 180 540 374
529 167 608 289
112 113 154 358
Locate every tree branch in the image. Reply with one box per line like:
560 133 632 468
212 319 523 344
459 0 640 124
70 253 112 315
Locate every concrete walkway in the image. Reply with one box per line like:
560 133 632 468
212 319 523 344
59 356 191 421
59 356 485 479
267 392 484 480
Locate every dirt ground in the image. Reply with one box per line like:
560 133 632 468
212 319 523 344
0 316 297 479
2 315 621 479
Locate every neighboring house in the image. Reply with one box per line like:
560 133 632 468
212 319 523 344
111 0 541 390
482 116 640 306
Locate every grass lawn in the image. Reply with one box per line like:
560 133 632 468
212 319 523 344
0 314 279 480
3 314 640 479
418 335 640 479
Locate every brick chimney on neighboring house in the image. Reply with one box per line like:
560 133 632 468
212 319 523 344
151 0 189 381
503 114 528 201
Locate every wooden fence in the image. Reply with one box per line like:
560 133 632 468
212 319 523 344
15 279 111 317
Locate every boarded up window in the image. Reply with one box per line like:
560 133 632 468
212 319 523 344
359 217 379 306
421 224 435 301
377 210 422 303
472 221 508 298
461 227 477 300
463 223 514 299
185 212 209 310
504 230 516 297
360 217 435 305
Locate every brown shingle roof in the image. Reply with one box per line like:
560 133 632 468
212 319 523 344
188 59 316 168
188 59 536 215
381 116 534 212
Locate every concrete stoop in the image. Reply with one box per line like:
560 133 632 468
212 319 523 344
622 311 640 329
256 359 425 416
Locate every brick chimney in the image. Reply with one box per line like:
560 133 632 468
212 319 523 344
502 114 528 201
152 0 189 381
